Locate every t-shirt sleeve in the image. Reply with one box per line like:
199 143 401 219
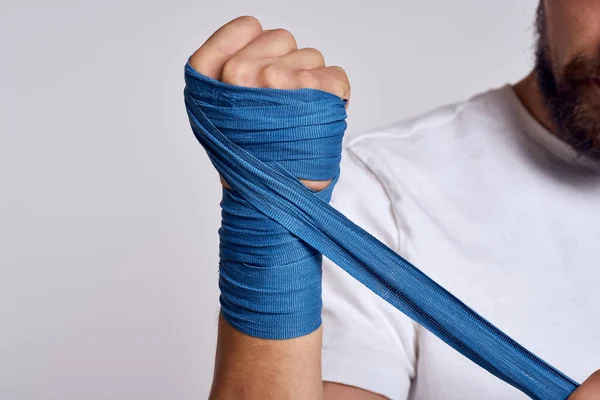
321 144 418 400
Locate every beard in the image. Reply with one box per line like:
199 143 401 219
534 3 600 161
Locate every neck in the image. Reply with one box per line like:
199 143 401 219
513 71 556 135
512 71 600 169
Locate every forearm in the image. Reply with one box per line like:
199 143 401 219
186 15 350 400
210 312 323 400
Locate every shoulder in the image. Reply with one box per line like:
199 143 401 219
344 84 515 166
333 84 519 249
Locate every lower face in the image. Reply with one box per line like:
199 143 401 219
534 1 600 160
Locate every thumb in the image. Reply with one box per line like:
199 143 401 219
569 370 600 400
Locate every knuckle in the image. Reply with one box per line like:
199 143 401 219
221 57 254 86
330 66 350 96
330 65 348 81
297 69 319 88
304 47 325 64
334 82 349 99
269 28 297 47
189 48 210 73
303 47 322 56
232 15 262 33
260 64 289 88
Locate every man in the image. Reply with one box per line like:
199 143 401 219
190 1 600 399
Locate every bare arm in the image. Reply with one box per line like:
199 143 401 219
210 313 387 400
209 313 323 399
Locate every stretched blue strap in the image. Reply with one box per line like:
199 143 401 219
183 61 579 399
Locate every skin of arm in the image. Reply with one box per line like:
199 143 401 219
569 371 600 400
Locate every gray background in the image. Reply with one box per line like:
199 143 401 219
1 0 538 398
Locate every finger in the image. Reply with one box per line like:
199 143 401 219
189 15 263 79
241 49 325 90
569 370 600 400
278 48 326 70
296 66 350 103
220 29 298 87
234 28 298 60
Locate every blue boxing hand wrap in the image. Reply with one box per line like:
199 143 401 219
183 60 579 399
185 61 345 339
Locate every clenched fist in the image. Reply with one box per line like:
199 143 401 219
189 15 350 192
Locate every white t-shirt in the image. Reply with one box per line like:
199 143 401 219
321 84 600 400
